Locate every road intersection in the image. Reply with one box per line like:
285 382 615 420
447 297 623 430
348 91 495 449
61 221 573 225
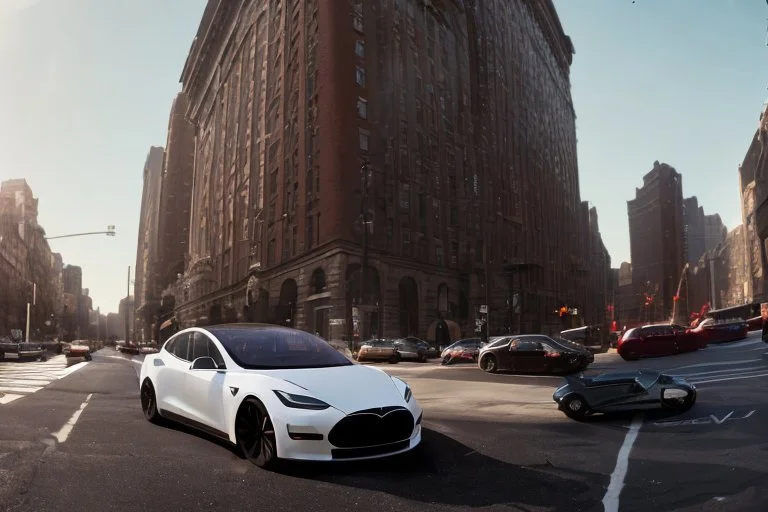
0 335 766 511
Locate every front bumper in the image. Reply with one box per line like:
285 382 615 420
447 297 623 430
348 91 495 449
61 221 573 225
272 402 423 462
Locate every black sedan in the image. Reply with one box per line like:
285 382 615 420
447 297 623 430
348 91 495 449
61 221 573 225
553 369 696 420
477 334 593 374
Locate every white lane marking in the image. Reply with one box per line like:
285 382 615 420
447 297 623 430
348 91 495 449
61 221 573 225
669 359 762 371
707 339 763 350
0 385 43 394
602 414 643 512
0 393 23 404
690 371 768 385
674 366 768 378
52 393 93 444
60 360 89 377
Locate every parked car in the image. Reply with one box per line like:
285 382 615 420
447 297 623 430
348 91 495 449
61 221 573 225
553 369 696 420
441 338 484 365
616 324 699 361
63 340 92 361
559 325 609 353
478 334 593 374
393 338 429 362
690 317 748 346
355 339 401 363
0 336 47 362
398 336 439 358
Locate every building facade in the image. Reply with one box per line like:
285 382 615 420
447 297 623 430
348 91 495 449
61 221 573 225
0 179 62 340
627 162 686 324
171 0 605 342
154 92 196 334
134 146 165 342
683 196 705 266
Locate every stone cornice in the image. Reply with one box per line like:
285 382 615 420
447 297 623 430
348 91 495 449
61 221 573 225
183 1 244 123
523 0 574 73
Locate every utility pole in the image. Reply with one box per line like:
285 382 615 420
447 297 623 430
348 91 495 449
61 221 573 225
25 283 36 342
125 266 131 343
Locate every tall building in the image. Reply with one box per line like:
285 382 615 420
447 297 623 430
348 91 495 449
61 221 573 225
119 295 135 342
172 0 604 340
683 197 705 265
0 179 60 339
62 265 82 295
703 214 727 253
154 92 196 332
627 161 686 323
737 104 768 302
134 146 165 342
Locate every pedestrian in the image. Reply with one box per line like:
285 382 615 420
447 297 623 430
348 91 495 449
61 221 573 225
761 303 768 343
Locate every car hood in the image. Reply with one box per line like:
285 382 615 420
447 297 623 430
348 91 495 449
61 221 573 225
255 364 405 414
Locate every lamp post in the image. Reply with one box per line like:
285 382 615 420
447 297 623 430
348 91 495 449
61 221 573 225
25 282 36 342
45 225 116 240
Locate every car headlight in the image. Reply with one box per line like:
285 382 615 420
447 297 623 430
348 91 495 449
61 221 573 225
273 390 330 410
391 376 412 402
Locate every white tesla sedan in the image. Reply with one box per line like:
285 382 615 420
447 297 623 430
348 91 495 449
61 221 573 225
139 324 423 468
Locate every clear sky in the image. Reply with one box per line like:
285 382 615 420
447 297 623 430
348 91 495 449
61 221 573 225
1 0 767 313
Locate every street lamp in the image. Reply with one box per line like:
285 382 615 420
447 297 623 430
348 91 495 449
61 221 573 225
45 225 116 240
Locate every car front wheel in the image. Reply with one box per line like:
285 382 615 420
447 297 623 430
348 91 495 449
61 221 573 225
236 398 277 469
562 394 589 420
480 354 497 373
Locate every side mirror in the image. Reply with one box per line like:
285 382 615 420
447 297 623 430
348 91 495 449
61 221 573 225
190 356 220 370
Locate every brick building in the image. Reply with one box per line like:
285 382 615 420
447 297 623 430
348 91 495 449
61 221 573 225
627 162 686 324
0 180 62 340
171 0 606 341
738 105 768 303
154 93 196 336
134 146 165 342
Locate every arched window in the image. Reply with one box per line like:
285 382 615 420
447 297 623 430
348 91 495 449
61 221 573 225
310 268 326 294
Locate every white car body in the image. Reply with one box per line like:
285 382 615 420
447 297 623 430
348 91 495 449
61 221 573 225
139 325 423 463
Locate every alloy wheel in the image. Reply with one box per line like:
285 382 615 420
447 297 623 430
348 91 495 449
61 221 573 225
236 398 277 469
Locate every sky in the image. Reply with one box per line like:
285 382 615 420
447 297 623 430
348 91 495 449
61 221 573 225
1 0 767 313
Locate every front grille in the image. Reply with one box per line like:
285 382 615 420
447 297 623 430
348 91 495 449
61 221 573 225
332 440 410 460
328 406 414 448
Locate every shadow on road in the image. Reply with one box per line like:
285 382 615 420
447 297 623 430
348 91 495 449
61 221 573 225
273 428 604 511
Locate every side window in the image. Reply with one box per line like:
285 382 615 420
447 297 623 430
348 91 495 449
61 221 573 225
191 332 226 369
164 337 177 354
207 340 225 368
191 332 210 361
173 333 191 361
516 340 540 352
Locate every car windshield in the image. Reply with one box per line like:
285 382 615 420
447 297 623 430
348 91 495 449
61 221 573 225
207 326 353 370
636 371 661 389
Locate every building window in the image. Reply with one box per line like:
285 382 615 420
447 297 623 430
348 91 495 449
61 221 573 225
357 97 368 119
436 245 444 266
399 183 410 209
355 40 365 57
356 66 366 87
359 128 369 151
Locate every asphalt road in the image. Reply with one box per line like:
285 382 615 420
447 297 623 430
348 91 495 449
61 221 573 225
1 334 767 512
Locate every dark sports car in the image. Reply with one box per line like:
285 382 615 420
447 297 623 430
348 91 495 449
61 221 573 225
553 369 696 420
478 334 594 374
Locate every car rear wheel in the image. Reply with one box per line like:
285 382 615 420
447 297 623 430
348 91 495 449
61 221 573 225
140 380 161 424
562 394 589 420
480 354 497 373
236 398 277 469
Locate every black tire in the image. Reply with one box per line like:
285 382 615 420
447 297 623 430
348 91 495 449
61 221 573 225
140 380 162 424
419 353 428 363
480 354 498 373
388 353 401 364
561 394 589 420
85 353 92 361
40 353 48 362
442 355 452 366
235 398 278 469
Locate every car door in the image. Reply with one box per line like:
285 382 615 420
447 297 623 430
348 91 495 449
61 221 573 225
184 332 228 433
509 339 548 372
156 331 193 416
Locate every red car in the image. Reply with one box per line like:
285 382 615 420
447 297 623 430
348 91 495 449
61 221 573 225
617 324 699 361
690 318 748 345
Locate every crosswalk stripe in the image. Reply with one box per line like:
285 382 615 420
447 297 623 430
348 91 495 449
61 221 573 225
0 354 87 403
